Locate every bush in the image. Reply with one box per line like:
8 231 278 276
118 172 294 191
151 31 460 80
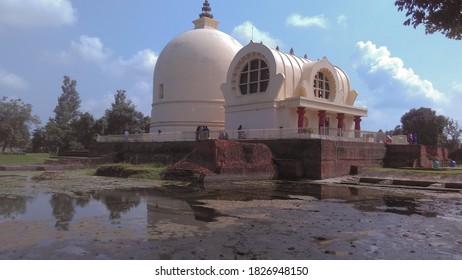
95 163 164 180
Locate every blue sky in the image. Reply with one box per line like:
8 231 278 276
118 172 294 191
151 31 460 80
1 0 461 132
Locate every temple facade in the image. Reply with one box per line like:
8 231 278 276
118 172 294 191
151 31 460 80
221 42 367 135
150 1 367 136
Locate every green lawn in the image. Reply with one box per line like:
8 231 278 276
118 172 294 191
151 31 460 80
0 153 53 165
371 167 462 175
95 163 166 180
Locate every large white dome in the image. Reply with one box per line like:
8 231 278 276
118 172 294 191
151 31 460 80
150 21 242 133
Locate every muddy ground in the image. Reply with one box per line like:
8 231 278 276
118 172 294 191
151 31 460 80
1 166 462 260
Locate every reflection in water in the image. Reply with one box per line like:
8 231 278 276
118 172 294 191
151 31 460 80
50 193 76 231
273 181 438 217
92 190 141 224
0 195 29 218
0 179 442 236
382 196 437 217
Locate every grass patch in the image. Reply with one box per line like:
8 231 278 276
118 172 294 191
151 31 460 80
95 163 166 180
0 153 53 165
370 167 462 175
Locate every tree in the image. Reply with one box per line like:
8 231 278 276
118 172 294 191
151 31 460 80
395 0 462 40
93 116 108 136
442 118 462 151
31 127 47 153
386 125 404 136
44 122 74 153
104 90 147 135
70 112 97 149
400 107 448 146
0 97 40 152
53 76 81 125
45 76 82 152
141 116 151 133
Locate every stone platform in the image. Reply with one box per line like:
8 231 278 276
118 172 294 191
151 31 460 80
89 139 387 180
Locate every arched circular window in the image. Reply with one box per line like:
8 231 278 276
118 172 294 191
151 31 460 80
239 59 269 95
313 71 331 100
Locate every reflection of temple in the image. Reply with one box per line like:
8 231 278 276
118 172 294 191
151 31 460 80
146 195 208 229
50 193 76 231
93 190 141 223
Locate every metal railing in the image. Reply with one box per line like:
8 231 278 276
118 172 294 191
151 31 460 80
97 127 380 143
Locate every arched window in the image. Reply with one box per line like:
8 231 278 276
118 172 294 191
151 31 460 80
313 71 331 100
239 59 269 95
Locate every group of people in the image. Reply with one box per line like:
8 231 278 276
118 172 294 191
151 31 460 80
195 125 245 141
218 131 229 140
124 129 141 142
195 125 210 141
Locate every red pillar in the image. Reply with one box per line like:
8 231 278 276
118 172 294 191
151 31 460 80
354 116 361 138
297 107 306 133
318 110 326 134
336 113 345 136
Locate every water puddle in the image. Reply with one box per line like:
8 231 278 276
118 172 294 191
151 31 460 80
0 189 211 234
0 179 441 233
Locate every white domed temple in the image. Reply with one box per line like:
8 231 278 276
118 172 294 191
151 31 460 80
95 1 391 180
150 1 242 133
149 0 367 139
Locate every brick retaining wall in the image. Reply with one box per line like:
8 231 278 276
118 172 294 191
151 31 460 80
91 140 450 180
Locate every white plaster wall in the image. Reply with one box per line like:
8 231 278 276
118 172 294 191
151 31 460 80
151 100 224 132
225 107 276 130
150 28 242 133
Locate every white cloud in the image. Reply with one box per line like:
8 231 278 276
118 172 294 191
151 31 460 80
444 82 462 121
0 0 76 28
0 68 29 90
337 15 348 28
81 81 152 118
353 41 447 108
450 82 462 94
81 92 114 118
105 49 158 77
286 13 328 28
70 35 111 64
130 80 152 115
50 35 157 119
232 21 281 48
52 35 111 64
53 35 157 78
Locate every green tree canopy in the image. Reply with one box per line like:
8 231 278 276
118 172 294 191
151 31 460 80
400 107 448 146
395 0 462 40
45 75 82 152
442 118 462 150
31 127 46 153
53 75 81 125
70 112 97 149
104 90 147 135
0 97 40 152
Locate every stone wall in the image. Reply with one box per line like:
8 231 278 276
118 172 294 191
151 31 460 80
162 140 276 180
90 140 444 180
321 140 386 179
248 139 386 180
449 149 462 162
425 146 449 162
383 144 449 168
89 141 197 164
